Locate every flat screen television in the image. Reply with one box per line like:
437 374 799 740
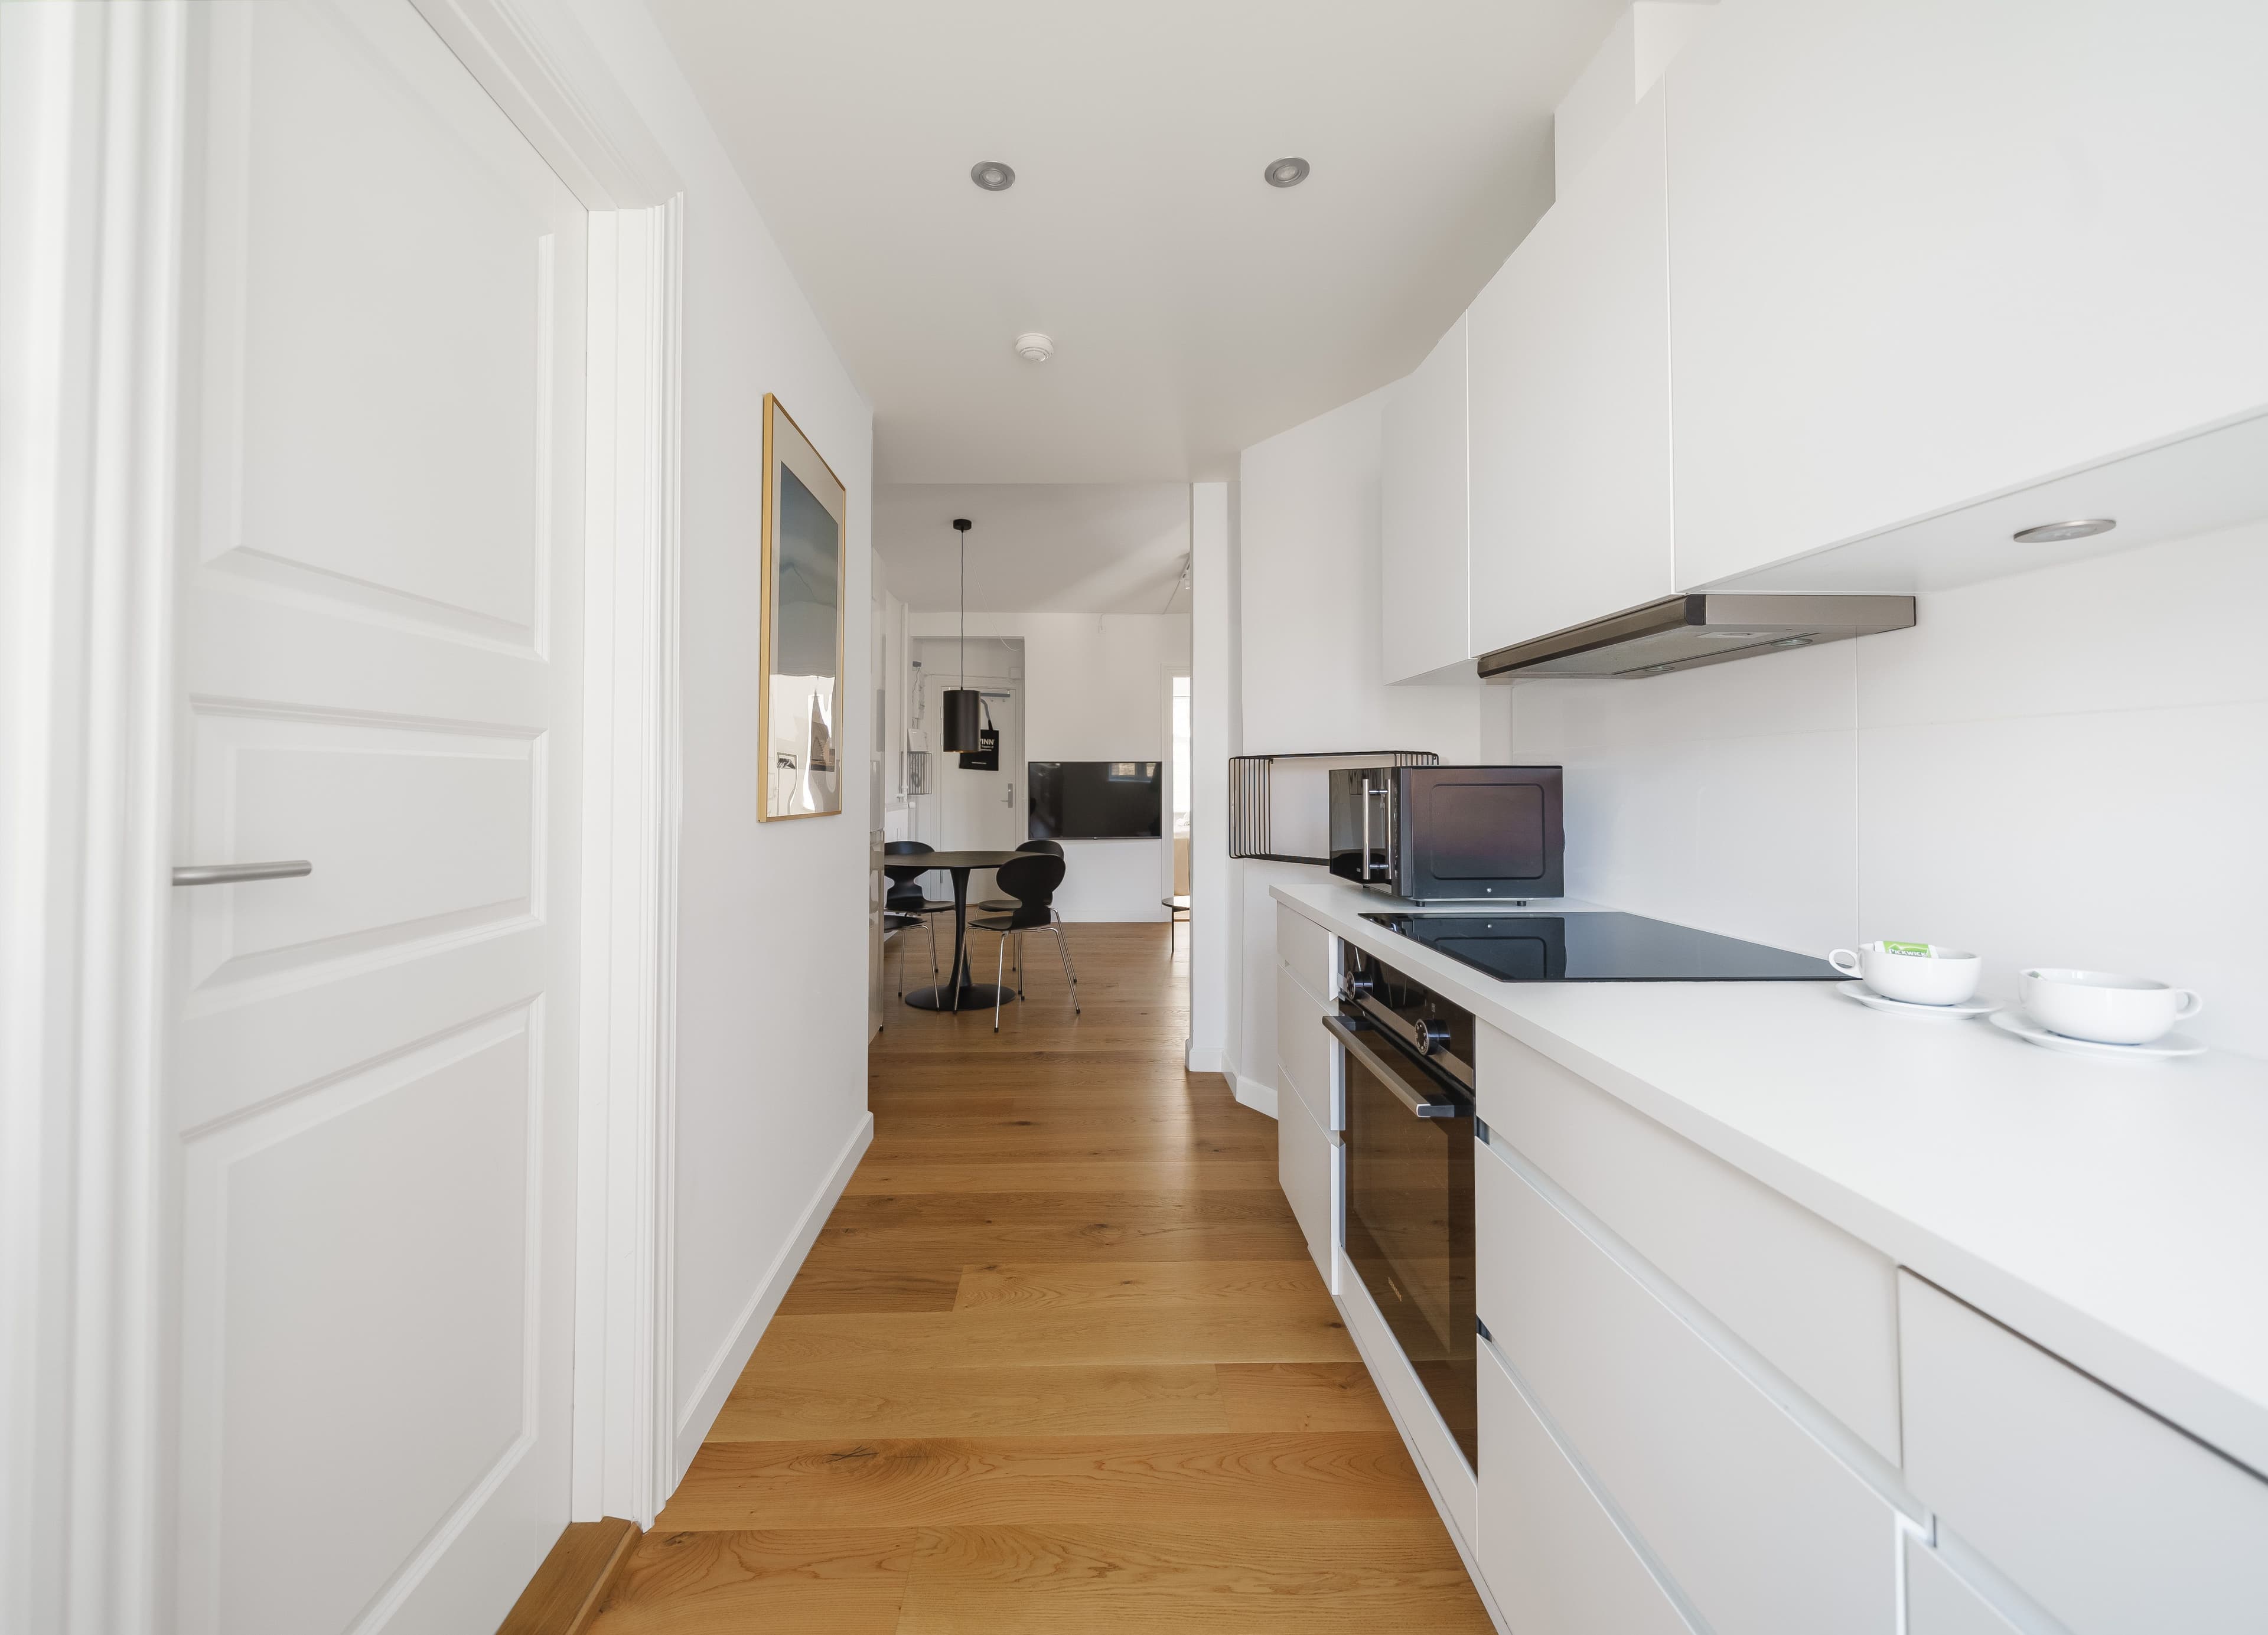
1028 761 1162 840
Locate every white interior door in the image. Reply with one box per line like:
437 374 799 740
933 678 1021 853
165 4 585 1632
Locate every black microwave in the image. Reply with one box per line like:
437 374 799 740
1327 765 1564 903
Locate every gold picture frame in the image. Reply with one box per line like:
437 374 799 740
757 393 848 820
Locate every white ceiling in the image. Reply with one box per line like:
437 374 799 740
647 0 1625 483
875 484 1190 613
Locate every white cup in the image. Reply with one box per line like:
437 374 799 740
1827 941 1982 1006
2020 968 2204 1045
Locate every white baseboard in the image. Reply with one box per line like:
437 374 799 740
670 1108 873 1483
1185 1040 1225 1074
1229 1067 1277 1120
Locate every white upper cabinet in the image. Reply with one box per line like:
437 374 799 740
1379 315 1470 683
1468 83 1674 658
1667 0 2268 589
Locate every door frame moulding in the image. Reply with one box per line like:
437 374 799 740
0 6 187 1632
573 196 685 1528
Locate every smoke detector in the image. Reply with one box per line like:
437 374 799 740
1014 332 1054 364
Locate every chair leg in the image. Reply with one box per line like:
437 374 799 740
1051 924 1080 1015
994 930 1007 1032
925 915 941 983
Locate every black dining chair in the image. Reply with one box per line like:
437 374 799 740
968 852 1078 1032
977 838 1064 915
882 840 950 983
882 910 934 998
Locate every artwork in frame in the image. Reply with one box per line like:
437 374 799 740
758 393 848 820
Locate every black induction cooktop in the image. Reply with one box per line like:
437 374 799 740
1361 910 1842 983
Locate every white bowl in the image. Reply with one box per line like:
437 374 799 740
1827 942 1982 1006
2019 968 2203 1046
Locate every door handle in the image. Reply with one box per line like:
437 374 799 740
171 860 312 886
1004 780 1014 807
1324 1015 1463 1118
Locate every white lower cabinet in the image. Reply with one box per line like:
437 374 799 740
1477 1342 1697 1635
1904 1537 2025 1635
1275 1075 1334 1281
1900 1273 2268 1635
1274 966 1335 1132
1476 1140 1901 1635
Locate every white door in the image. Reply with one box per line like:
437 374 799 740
165 4 585 1633
934 679 1022 852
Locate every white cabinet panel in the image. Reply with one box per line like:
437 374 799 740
1380 316 1469 682
1475 1022 1900 1460
1275 902 1334 1006
1275 967 1336 1133
1477 1141 1899 1635
1667 0 2268 589
1276 1084 1334 1279
1900 1274 2268 1635
1904 1538 2026 1635
1478 1344 1699 1635
1468 84 1673 657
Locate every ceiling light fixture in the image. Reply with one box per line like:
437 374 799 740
941 519 982 753
970 160 1015 191
2012 518 2116 544
1263 156 1310 188
1013 331 1054 363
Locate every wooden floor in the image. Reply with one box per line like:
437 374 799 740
589 922 1492 1633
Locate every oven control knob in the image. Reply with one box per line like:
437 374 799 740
1412 1016 1451 1053
1342 971 1374 1001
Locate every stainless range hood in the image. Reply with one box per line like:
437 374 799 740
1477 593 1916 680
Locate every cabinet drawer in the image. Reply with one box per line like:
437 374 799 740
1478 1343 1696 1635
1478 1141 1899 1635
1900 1274 2268 1635
1904 1537 2023 1635
1276 1086 1334 1281
1275 902 1333 1007
1476 1022 1899 1461
1275 968 1336 1132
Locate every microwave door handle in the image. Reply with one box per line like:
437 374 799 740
1324 1016 1461 1118
1359 776 1372 882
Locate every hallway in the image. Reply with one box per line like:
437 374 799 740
589 922 1491 1631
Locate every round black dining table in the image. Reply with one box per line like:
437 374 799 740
900 848 1029 1012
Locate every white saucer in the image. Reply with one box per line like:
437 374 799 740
1988 1008 2205 1060
1837 980 2000 1020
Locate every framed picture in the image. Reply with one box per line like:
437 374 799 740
758 393 848 820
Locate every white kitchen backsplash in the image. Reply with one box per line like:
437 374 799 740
1510 517 2268 1059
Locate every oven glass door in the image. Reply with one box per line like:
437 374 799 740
1338 1019 1477 1469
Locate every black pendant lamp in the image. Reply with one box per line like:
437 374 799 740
940 518 982 753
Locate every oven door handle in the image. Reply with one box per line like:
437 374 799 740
1324 1015 1464 1119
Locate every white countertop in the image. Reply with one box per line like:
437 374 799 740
1273 878 2268 1477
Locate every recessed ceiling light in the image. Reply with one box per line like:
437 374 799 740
970 161 1015 192
2012 518 2116 544
1769 635 1814 648
1263 156 1310 188
1014 332 1054 363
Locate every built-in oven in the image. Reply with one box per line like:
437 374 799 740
1324 943 1478 1470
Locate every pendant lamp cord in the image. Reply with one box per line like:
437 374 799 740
959 523 966 692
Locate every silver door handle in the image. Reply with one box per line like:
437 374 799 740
1324 1015 1462 1118
1004 780 1014 807
171 860 312 886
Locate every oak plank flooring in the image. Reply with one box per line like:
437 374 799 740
591 922 1489 1633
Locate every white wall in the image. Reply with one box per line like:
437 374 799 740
1222 388 1513 1109
1188 483 1236 1072
906 609 1192 921
559 0 876 1477
1510 519 2268 1060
